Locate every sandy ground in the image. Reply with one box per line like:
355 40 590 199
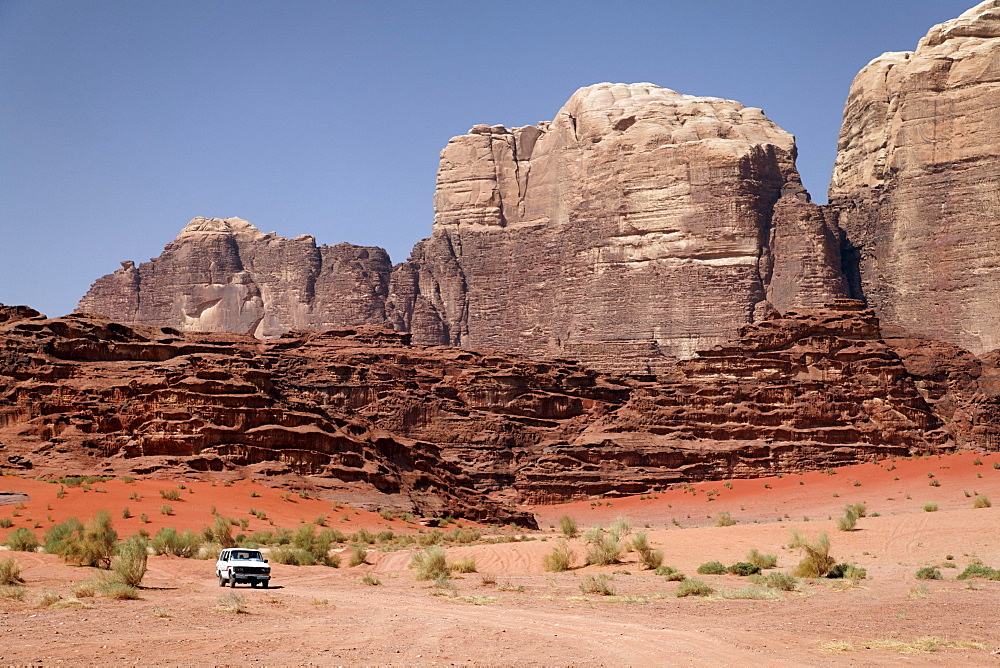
1 452 1000 666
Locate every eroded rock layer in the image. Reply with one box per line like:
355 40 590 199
78 217 392 339
830 0 1000 354
392 83 849 373
0 302 970 508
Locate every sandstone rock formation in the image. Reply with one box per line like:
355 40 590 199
830 0 1000 354
1 302 964 507
80 84 849 375
391 83 848 373
78 217 392 339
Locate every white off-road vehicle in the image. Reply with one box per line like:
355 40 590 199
216 548 271 588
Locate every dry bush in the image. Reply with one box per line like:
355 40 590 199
748 572 797 591
631 532 663 570
675 579 714 597
579 575 615 596
558 515 578 538
36 590 62 607
348 545 368 567
0 557 25 586
746 549 777 569
922 502 939 512
0 585 26 601
655 565 686 581
410 546 449 581
608 516 631 542
113 535 148 587
972 495 992 509
450 555 477 573
216 592 247 614
359 573 381 586
788 530 835 578
151 527 202 558
542 540 574 572
584 528 622 566
718 586 780 600
714 512 736 527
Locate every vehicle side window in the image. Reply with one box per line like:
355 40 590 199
220 552 228 562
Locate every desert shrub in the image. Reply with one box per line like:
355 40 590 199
121 507 132 519
271 546 316 566
727 562 761 576
0 585 26 601
378 508 395 521
113 535 148 587
957 561 1000 580
675 579 714 597
359 572 381 586
788 530 835 578
49 511 118 568
4 527 39 552
696 561 727 575
631 532 663 570
542 540 574 572
718 586 780 600
585 528 622 566
608 516 631 542
915 567 942 580
0 557 25 585
558 514 578 538
351 528 376 544
291 525 336 565
714 512 736 527
410 546 449 581
216 592 247 614
71 581 96 598
836 514 857 532
37 590 62 607
844 503 867 518
418 529 445 547
198 544 221 561
205 515 236 548
348 545 367 567
748 572 797 591
159 489 181 501
450 555 477 573
159 505 173 516
151 527 202 558
655 565 686 581
579 574 615 596
95 573 140 599
973 495 992 509
922 502 939 512
0 518 13 529
746 549 777 569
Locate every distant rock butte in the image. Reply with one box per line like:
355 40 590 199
830 0 1000 355
79 83 849 375
78 217 392 339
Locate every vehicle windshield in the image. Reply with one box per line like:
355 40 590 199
231 550 263 561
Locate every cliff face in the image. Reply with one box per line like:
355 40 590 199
79 84 849 375
830 0 1000 354
1 303 967 507
393 83 848 373
78 217 392 339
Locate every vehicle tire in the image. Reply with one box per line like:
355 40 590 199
250 581 258 588
262 581 269 589
229 576 236 588
218 574 226 587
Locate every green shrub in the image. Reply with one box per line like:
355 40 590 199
209 515 236 548
359 572 381 586
4 527 39 552
450 555 477 573
49 511 118 568
271 546 317 566
113 535 148 587
159 489 181 501
348 545 368 567
956 561 1000 580
788 530 835 578
159 505 173 516
973 495 992 509
675 579 714 597
579 574 615 596
0 557 25 585
542 540 574 572
746 549 777 569
631 532 663 570
584 529 621 566
151 527 202 558
748 572 797 591
655 565 686 581
714 512 736 527
558 515 578 538
410 546 449 581
922 502 939 512
0 518 13 528
836 514 857 532
727 562 761 576
44 517 84 554
915 567 942 580
696 561 727 575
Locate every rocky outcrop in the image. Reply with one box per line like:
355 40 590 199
830 1 1000 354
0 302 964 507
78 217 392 339
393 83 849 373
80 84 849 376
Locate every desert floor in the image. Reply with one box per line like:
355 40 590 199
1 451 999 666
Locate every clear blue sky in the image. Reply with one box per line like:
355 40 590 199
0 0 977 317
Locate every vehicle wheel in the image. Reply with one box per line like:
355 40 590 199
262 581 269 589
218 574 226 587
250 581 258 588
229 576 236 588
